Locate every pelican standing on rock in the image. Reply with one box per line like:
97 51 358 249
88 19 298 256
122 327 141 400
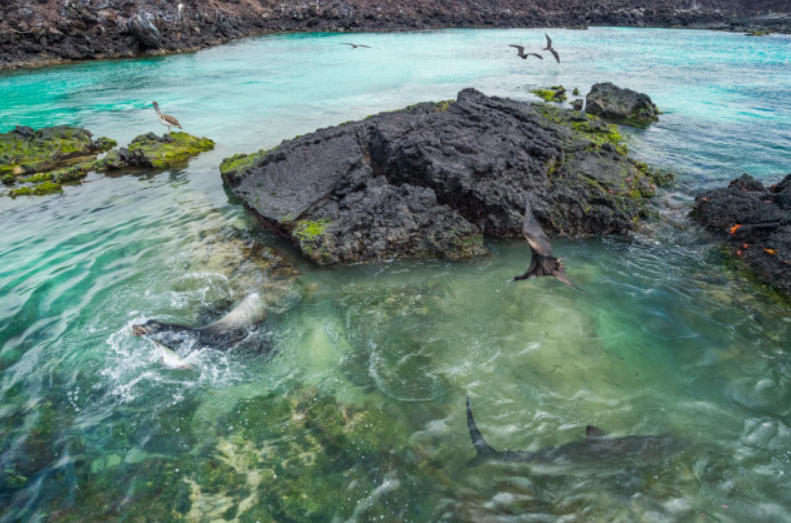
512 194 582 290
342 42 370 48
509 44 544 60
152 101 182 132
543 34 560 63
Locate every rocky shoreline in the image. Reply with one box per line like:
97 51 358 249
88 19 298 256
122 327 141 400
693 174 791 299
1 0 789 71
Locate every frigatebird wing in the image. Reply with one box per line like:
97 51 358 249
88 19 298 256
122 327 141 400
509 44 526 54
548 48 560 63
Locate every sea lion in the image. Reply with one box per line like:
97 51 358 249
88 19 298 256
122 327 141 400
132 292 267 350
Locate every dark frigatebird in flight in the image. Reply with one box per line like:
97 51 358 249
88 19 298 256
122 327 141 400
543 34 560 63
512 194 582 290
509 44 543 60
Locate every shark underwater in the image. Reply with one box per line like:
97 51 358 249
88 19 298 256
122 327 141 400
466 396 685 472
132 292 268 352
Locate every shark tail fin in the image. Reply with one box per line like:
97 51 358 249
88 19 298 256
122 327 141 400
467 395 497 456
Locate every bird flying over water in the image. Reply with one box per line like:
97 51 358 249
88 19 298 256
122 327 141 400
543 34 560 63
343 42 371 48
512 194 582 290
509 44 543 60
152 101 182 132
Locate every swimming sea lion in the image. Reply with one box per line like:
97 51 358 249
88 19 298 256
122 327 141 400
132 292 267 350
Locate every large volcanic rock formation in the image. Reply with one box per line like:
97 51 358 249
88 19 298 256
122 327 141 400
221 88 664 265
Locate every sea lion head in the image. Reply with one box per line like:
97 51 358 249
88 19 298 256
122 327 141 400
131 319 168 337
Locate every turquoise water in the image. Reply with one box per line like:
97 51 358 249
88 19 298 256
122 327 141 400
1 27 791 522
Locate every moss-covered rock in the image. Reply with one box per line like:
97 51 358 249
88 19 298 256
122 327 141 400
219 149 270 186
531 86 567 103
9 181 64 198
1 125 117 197
101 132 215 170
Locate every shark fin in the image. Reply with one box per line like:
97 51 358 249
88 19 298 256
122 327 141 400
586 425 608 438
467 396 497 456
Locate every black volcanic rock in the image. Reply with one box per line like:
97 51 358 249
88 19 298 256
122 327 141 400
586 82 660 126
127 13 162 50
222 88 662 265
693 174 791 298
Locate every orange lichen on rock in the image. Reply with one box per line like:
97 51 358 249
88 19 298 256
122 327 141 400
765 248 777 255
729 224 742 235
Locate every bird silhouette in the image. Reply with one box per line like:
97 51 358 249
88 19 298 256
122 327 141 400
509 44 543 60
512 194 582 290
543 34 560 63
343 42 371 49
152 102 182 132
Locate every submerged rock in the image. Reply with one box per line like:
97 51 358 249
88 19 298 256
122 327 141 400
585 82 660 126
693 173 791 298
222 88 663 265
99 132 215 170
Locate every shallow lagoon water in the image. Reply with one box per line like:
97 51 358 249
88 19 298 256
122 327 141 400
1 27 791 521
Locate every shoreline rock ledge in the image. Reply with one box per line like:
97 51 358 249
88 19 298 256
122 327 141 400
693 173 791 298
222 88 664 265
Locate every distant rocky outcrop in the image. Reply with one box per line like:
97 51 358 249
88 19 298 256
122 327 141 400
0 0 788 70
693 173 791 298
585 82 660 126
222 88 665 265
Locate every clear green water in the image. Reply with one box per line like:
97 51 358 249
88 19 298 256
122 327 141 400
1 27 791 522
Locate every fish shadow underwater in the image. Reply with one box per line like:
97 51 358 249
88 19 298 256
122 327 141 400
466 396 686 475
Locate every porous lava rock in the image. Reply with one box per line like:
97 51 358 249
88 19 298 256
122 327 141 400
99 132 215 170
222 88 663 265
586 82 660 126
693 173 791 298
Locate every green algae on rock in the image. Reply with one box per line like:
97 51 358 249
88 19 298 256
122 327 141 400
531 86 567 103
186 387 427 522
1 125 116 197
100 132 215 170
